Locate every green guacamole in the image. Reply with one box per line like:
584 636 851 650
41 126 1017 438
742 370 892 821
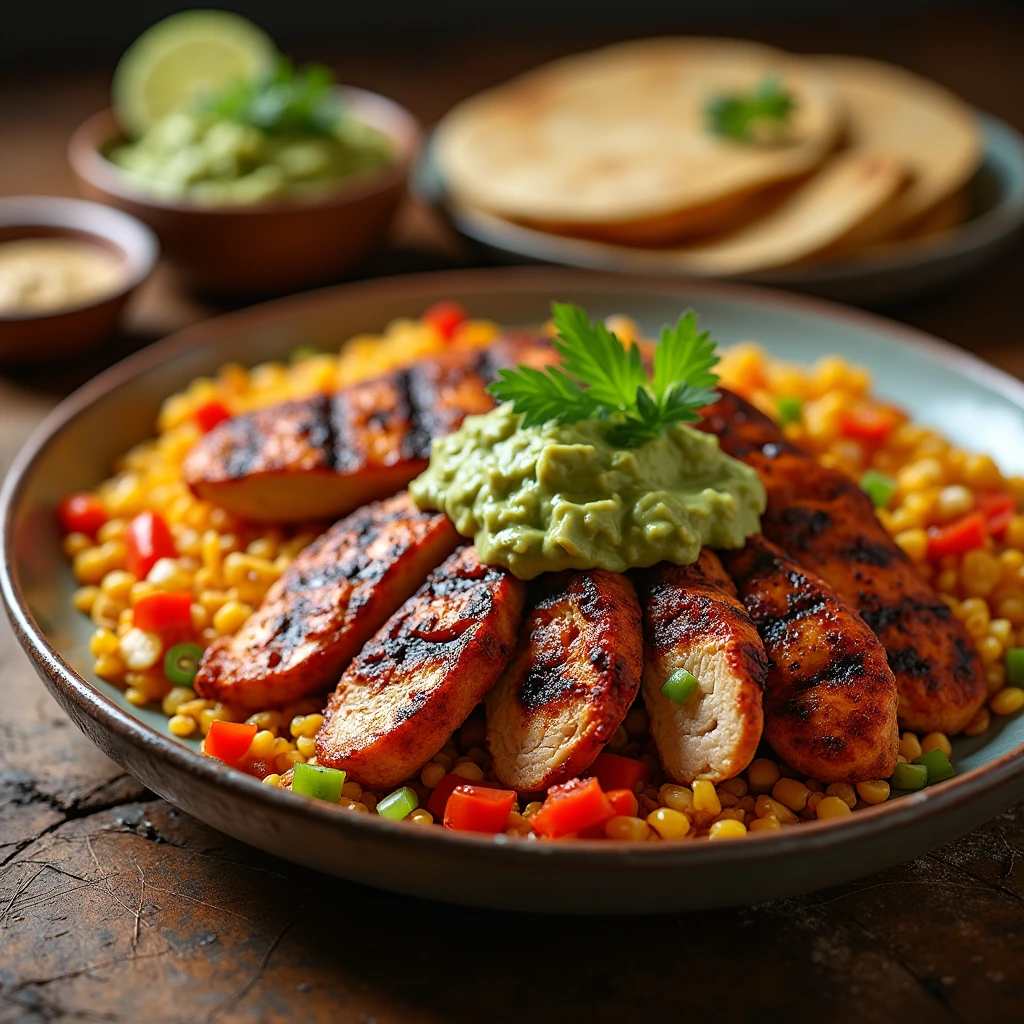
108 109 391 205
410 404 766 580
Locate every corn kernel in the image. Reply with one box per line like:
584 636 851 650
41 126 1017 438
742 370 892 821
755 794 798 824
920 732 953 758
168 714 196 738
646 807 691 840
771 778 810 812
991 687 1024 716
421 762 446 788
93 653 126 681
825 782 857 808
296 736 316 758
747 758 780 793
856 780 891 804
964 454 1002 490
262 774 282 788
899 732 923 760
212 600 253 636
692 780 721 816
658 784 695 813
816 796 853 819
161 686 196 716
89 627 119 658
452 761 484 781
604 815 652 841
708 818 747 839
964 707 991 737
894 528 929 561
72 585 100 613
936 485 974 520
119 628 162 671
718 777 748 798
408 809 434 827
748 816 781 832
275 750 306 772
341 781 362 801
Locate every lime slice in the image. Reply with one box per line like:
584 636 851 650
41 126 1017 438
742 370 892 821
112 9 278 137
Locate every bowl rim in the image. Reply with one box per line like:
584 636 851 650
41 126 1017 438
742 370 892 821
0 194 159 322
68 85 422 216
4 265 1024 869
414 110 1024 284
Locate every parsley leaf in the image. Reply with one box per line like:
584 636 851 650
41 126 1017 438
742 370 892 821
705 75 794 143
198 58 342 137
486 303 720 447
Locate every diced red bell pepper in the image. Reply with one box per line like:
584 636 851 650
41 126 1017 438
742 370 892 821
588 752 649 794
927 512 988 561
133 591 193 632
976 491 1017 536
605 788 639 817
194 399 232 433
125 511 176 580
204 721 257 765
422 301 466 341
443 785 516 834
530 777 616 839
57 493 108 536
838 406 899 445
426 772 497 820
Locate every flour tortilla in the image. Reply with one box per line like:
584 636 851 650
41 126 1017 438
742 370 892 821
435 38 842 241
814 55 981 246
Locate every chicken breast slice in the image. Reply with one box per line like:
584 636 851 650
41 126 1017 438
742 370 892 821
721 534 899 784
486 569 644 793
634 552 768 784
193 493 459 712
315 546 526 788
183 336 554 523
699 388 985 735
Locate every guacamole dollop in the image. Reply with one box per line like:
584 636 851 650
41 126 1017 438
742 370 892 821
109 109 391 205
409 404 765 580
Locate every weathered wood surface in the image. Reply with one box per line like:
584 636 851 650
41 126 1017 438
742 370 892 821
4 9 1024 1021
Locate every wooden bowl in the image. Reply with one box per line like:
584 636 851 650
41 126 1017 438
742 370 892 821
68 88 421 297
0 195 158 363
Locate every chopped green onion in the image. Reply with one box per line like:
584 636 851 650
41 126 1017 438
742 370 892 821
1006 647 1024 688
661 669 701 704
289 345 322 363
291 762 346 802
163 643 204 687
889 762 928 791
912 749 956 784
776 395 803 425
860 469 897 510
377 785 419 821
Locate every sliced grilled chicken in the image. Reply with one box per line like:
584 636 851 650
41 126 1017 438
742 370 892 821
315 546 526 789
486 569 643 793
634 552 768 784
183 335 553 523
194 493 459 711
699 388 986 735
722 534 899 783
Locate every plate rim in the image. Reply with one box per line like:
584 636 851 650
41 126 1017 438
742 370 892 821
4 264 1024 870
413 111 1024 285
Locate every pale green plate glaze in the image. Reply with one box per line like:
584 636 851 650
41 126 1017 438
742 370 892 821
4 268 1024 913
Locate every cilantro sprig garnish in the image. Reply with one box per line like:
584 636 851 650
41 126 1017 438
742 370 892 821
488 303 720 447
706 76 794 143
199 58 342 137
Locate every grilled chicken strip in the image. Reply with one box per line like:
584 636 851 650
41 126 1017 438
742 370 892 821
194 493 459 711
634 552 768 784
722 535 899 784
315 546 526 789
183 335 553 523
699 389 985 735
486 569 644 793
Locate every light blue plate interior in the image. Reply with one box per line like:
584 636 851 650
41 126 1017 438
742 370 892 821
13 273 1024 778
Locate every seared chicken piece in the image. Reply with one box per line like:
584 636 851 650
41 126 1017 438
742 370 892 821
183 336 554 523
699 389 986 735
634 552 768 784
722 535 899 784
194 493 458 711
315 546 526 789
486 569 644 793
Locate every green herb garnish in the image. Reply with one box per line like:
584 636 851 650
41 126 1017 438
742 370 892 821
199 58 342 136
706 76 794 143
488 303 720 448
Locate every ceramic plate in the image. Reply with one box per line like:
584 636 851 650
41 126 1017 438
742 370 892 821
4 268 1024 914
414 113 1024 307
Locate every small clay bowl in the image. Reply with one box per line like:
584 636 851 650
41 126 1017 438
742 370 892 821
0 196 158 363
68 87 421 297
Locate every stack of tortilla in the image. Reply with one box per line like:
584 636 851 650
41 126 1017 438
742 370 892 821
433 39 981 274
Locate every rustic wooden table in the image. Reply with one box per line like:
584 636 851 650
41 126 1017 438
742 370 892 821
4 9 1024 1022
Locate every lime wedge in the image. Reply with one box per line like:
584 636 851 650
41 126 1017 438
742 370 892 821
112 9 278 137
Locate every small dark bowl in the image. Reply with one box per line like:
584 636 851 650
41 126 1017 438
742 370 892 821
0 196 158 363
68 88 421 297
